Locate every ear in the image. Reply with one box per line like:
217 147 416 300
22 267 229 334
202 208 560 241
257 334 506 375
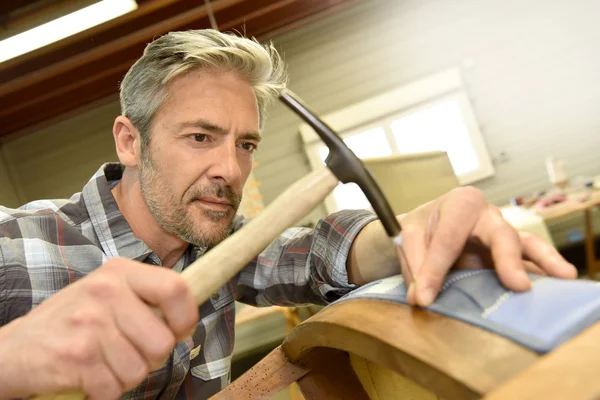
113 116 142 168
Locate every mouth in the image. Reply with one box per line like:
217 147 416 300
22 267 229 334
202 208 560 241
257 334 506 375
194 197 233 212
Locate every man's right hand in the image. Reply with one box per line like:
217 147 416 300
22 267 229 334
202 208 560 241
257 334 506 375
0 257 199 400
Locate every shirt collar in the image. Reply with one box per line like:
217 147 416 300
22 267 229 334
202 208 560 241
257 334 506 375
82 163 154 261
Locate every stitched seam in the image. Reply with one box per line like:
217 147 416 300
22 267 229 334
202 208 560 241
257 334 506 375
482 277 549 319
482 292 512 318
441 270 487 291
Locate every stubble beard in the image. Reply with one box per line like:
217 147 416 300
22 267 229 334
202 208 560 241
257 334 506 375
139 151 241 248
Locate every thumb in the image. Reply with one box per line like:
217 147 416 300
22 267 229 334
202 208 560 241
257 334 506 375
413 214 477 306
414 267 446 307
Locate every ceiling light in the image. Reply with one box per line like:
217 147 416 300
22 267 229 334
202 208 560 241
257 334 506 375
0 0 138 64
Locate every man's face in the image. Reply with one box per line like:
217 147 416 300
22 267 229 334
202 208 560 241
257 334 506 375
139 70 260 247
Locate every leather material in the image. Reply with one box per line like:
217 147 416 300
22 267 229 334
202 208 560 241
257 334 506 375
336 270 600 353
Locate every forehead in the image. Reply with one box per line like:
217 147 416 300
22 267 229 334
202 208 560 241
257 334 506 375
155 69 259 129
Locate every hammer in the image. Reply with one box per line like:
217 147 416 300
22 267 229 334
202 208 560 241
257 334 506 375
35 90 407 399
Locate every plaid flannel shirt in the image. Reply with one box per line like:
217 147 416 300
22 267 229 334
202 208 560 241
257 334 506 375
0 163 376 399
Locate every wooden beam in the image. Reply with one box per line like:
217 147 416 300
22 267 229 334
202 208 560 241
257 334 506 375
0 0 47 17
0 61 135 136
223 0 349 38
0 0 245 95
0 0 184 80
0 0 363 138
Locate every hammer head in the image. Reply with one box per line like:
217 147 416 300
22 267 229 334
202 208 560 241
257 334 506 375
279 89 401 238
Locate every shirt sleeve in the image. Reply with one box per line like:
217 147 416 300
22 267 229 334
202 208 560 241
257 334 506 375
0 237 34 326
233 209 378 306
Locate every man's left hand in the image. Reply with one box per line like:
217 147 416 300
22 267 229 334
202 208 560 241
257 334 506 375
399 186 578 306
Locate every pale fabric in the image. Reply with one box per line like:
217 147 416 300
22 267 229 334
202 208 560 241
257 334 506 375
501 206 555 247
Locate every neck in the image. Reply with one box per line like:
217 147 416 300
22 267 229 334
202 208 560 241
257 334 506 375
111 168 188 268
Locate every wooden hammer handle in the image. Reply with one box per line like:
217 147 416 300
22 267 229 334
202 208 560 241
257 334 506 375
181 167 339 304
33 167 339 400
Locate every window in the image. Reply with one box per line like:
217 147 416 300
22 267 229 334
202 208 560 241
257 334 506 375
300 69 494 213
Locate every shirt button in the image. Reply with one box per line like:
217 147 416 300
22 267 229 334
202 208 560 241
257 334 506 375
212 292 220 301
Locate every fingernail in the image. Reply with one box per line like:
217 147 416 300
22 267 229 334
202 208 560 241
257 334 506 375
180 327 196 342
407 282 416 304
552 255 566 265
417 282 436 307
568 262 578 271
517 270 532 289
569 264 579 277
517 269 529 279
179 334 194 345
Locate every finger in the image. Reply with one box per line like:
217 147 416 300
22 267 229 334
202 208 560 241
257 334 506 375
397 229 427 305
414 190 483 306
522 260 547 276
100 327 150 391
475 210 531 292
455 241 494 270
121 262 199 340
520 232 578 279
400 203 437 285
396 217 428 304
82 362 122 400
110 291 177 371
395 244 418 304
401 227 429 281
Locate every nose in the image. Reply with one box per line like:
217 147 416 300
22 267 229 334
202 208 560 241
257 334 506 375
207 140 242 186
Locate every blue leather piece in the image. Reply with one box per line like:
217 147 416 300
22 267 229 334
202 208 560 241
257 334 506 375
335 270 600 353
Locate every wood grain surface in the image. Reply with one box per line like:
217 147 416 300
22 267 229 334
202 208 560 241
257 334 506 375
282 299 538 400
484 321 600 400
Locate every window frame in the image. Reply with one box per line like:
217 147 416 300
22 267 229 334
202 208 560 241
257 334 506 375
300 68 494 214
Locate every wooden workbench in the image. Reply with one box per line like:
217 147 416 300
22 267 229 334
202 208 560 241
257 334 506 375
533 190 600 278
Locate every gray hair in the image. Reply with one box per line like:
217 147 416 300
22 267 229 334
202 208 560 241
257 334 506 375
119 29 288 147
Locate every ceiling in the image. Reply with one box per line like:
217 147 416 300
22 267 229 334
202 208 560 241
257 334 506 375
0 0 361 139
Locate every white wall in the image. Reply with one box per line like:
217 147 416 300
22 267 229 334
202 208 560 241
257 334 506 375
2 0 600 245
0 150 21 208
254 0 600 244
2 98 120 203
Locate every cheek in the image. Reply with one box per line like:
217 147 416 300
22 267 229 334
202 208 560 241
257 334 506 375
143 136 203 200
163 144 207 191
149 160 191 200
238 155 254 184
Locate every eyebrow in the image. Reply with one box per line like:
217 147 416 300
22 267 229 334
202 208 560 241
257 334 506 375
176 119 262 142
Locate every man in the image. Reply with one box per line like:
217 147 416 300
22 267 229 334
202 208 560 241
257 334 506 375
0 30 576 399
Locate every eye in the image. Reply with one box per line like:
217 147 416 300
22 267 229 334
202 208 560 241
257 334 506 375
239 142 258 153
192 134 209 142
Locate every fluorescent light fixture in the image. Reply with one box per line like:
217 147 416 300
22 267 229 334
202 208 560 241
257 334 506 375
0 0 138 63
